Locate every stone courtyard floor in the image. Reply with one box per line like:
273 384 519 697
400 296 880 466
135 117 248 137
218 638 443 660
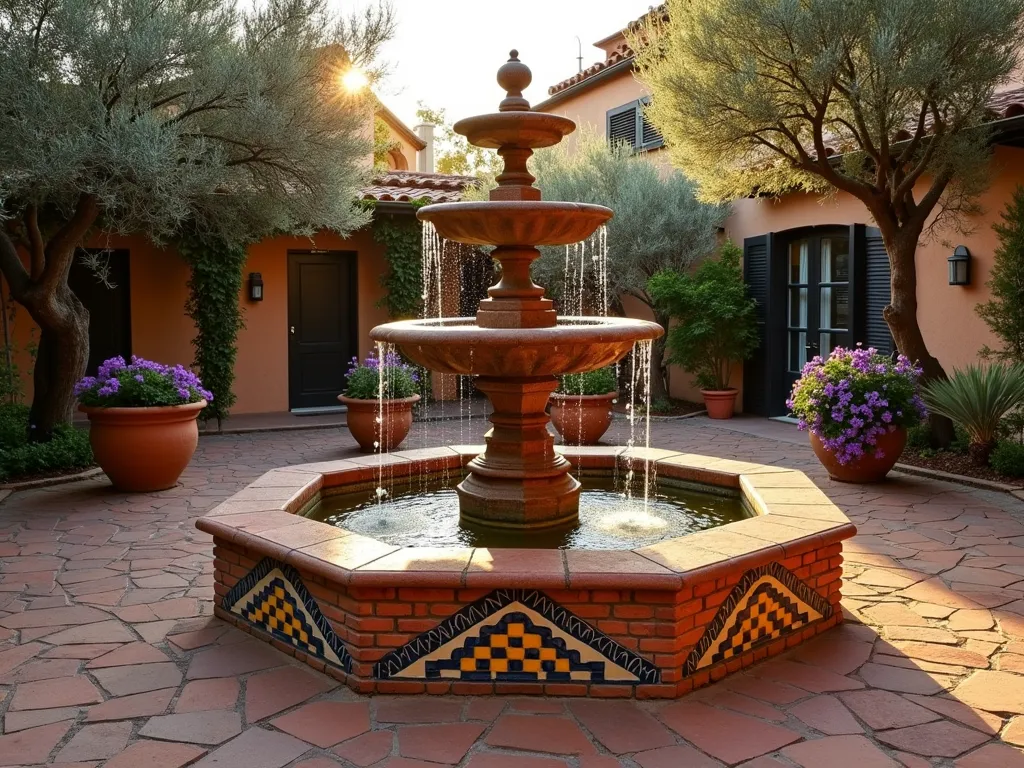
3 416 1024 767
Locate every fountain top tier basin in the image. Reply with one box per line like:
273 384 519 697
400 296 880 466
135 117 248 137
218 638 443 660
371 316 662 377
418 201 612 247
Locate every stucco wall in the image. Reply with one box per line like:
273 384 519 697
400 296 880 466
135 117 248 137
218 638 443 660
724 145 1024 375
2 227 390 415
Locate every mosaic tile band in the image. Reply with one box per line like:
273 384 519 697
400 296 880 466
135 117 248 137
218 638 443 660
375 588 660 684
222 557 353 672
683 562 833 675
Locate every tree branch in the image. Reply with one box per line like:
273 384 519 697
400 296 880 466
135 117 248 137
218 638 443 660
0 231 30 300
40 194 100 293
25 205 44 281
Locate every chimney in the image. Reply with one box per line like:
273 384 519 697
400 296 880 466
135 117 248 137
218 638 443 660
414 123 435 173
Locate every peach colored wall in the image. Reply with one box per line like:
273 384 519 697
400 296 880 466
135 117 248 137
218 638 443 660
544 69 652 150
724 145 1024 374
3 227 391 415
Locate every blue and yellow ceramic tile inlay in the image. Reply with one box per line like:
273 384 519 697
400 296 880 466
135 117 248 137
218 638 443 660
223 557 351 672
683 562 832 674
375 588 659 684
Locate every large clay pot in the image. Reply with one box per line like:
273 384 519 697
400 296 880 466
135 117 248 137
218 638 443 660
79 401 205 492
550 392 617 445
339 394 420 453
810 427 907 483
701 389 738 420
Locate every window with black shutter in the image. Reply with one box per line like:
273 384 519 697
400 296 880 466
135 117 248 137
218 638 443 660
606 97 664 152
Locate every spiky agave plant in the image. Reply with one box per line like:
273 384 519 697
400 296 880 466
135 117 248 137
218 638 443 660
922 363 1024 465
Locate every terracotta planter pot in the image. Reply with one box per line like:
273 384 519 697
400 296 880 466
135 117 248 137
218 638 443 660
550 392 617 445
79 400 205 492
339 394 420 453
701 389 738 420
810 427 907 483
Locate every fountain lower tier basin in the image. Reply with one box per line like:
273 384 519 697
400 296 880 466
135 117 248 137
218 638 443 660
417 201 612 246
198 446 855 698
370 317 663 376
307 474 750 550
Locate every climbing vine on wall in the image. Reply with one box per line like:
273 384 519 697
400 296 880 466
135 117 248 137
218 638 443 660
371 199 432 320
178 229 248 429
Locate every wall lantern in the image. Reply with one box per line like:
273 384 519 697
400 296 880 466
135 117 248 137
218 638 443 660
248 272 264 302
948 245 971 286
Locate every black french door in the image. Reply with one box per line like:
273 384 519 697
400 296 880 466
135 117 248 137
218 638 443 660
784 231 852 394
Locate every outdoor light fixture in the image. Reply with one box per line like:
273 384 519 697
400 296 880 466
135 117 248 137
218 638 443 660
948 245 971 286
248 272 264 302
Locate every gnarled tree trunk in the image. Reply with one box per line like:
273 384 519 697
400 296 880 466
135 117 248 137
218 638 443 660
0 195 100 441
880 227 955 447
24 284 90 441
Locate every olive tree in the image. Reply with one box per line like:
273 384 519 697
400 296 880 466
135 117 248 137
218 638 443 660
0 0 393 438
531 135 728 402
632 0 1024 441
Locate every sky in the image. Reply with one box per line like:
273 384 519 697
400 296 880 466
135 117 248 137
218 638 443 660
350 0 656 129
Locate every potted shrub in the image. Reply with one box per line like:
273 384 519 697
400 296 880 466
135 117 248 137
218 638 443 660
922 363 1024 466
788 346 927 482
550 368 618 445
648 242 759 419
76 356 211 492
339 351 420 452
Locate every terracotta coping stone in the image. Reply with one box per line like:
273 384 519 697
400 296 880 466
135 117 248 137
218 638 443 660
195 446 856 593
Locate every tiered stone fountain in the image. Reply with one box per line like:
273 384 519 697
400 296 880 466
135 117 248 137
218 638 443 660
372 52 662 530
201 53 855 698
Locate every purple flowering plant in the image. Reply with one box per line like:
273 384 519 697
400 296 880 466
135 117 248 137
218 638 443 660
787 345 927 465
344 351 420 400
75 356 212 408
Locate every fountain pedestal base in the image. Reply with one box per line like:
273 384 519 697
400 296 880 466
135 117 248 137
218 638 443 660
457 376 581 529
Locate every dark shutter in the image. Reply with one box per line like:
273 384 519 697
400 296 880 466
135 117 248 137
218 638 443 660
639 97 664 150
743 234 771 416
607 102 638 148
863 227 895 355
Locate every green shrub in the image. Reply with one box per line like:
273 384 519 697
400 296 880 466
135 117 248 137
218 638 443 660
0 404 93 483
922 363 1024 465
557 368 617 396
991 440 1024 477
648 242 759 390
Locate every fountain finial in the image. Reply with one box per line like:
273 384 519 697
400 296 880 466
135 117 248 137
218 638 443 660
497 50 531 112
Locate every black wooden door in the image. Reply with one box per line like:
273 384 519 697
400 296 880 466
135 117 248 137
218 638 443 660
287 251 357 410
69 249 131 375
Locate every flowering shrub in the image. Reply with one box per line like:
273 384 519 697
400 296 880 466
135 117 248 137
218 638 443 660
787 346 926 465
75 357 212 408
344 351 420 400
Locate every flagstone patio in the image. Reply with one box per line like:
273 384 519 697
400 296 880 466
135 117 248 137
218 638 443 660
2 416 1024 766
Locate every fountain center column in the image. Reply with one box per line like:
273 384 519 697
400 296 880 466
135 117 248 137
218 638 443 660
457 375 580 530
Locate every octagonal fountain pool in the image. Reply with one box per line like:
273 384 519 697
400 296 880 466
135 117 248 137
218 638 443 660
305 473 750 550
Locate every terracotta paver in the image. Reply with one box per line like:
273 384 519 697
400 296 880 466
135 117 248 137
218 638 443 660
103 740 208 768
244 664 336 722
397 722 486 763
782 735 899 767
271 701 371 748
53 721 132 762
1 418 1024 764
139 710 243 745
332 730 395 766
486 714 597 755
657 701 801 764
0 720 73 766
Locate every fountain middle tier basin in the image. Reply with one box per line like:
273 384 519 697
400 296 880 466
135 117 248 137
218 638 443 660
417 201 612 246
371 317 663 377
